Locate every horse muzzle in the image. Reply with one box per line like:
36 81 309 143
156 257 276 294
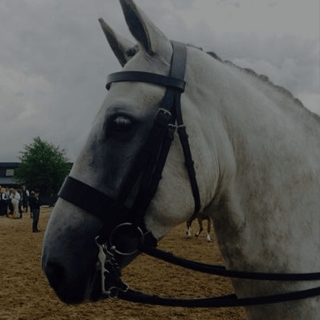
42 240 137 304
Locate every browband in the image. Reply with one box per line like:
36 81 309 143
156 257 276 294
106 71 186 92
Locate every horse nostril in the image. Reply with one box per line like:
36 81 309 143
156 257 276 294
45 261 66 289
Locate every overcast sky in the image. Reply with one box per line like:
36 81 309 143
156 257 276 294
1 0 319 162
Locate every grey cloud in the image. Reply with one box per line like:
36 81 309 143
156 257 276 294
214 35 319 104
0 0 118 161
0 0 318 161
181 17 319 113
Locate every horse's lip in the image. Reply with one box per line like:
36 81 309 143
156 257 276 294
86 263 103 302
52 285 88 304
48 265 102 304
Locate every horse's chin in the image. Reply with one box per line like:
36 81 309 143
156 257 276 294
50 254 138 304
46 264 101 304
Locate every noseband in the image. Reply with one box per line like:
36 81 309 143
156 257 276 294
58 41 320 308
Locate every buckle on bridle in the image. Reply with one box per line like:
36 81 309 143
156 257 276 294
158 108 172 117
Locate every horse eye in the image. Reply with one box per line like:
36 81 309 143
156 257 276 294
112 116 133 131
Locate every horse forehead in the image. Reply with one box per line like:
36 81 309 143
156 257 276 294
102 45 185 116
104 81 167 114
103 48 174 111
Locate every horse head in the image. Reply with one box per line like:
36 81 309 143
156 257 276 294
41 0 220 304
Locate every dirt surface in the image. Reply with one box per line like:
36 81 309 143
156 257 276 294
0 208 246 320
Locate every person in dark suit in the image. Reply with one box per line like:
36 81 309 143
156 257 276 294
0 187 6 216
29 190 42 232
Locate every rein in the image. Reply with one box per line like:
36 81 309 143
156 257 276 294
58 41 320 308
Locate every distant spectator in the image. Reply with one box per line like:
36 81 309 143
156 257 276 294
29 191 34 218
22 186 30 213
5 187 12 214
17 189 23 218
29 190 42 232
0 187 6 216
8 189 20 219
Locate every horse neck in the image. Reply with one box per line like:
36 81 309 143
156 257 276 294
187 48 320 269
190 48 320 192
184 48 320 320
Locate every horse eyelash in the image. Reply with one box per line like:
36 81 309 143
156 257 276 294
113 116 132 127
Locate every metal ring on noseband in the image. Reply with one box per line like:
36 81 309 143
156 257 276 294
109 223 145 256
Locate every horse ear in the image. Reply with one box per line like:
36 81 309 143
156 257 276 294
119 0 171 56
98 18 136 67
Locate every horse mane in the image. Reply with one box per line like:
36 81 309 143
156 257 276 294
205 49 302 104
186 44 319 122
203 48 320 123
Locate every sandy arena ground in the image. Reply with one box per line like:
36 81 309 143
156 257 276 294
0 207 246 320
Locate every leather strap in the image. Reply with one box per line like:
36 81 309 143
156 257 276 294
106 71 186 92
118 286 320 308
171 42 201 222
58 177 118 221
140 244 320 281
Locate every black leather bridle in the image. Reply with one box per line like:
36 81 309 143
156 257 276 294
58 41 320 308
59 40 199 246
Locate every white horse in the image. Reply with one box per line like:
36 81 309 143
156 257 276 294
186 212 213 242
41 1 320 319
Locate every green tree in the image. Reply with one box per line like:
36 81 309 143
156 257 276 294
14 137 71 199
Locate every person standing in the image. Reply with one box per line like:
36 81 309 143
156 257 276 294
22 186 30 213
17 189 23 218
29 190 42 232
2 188 9 215
0 187 6 216
5 187 12 215
9 189 20 219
